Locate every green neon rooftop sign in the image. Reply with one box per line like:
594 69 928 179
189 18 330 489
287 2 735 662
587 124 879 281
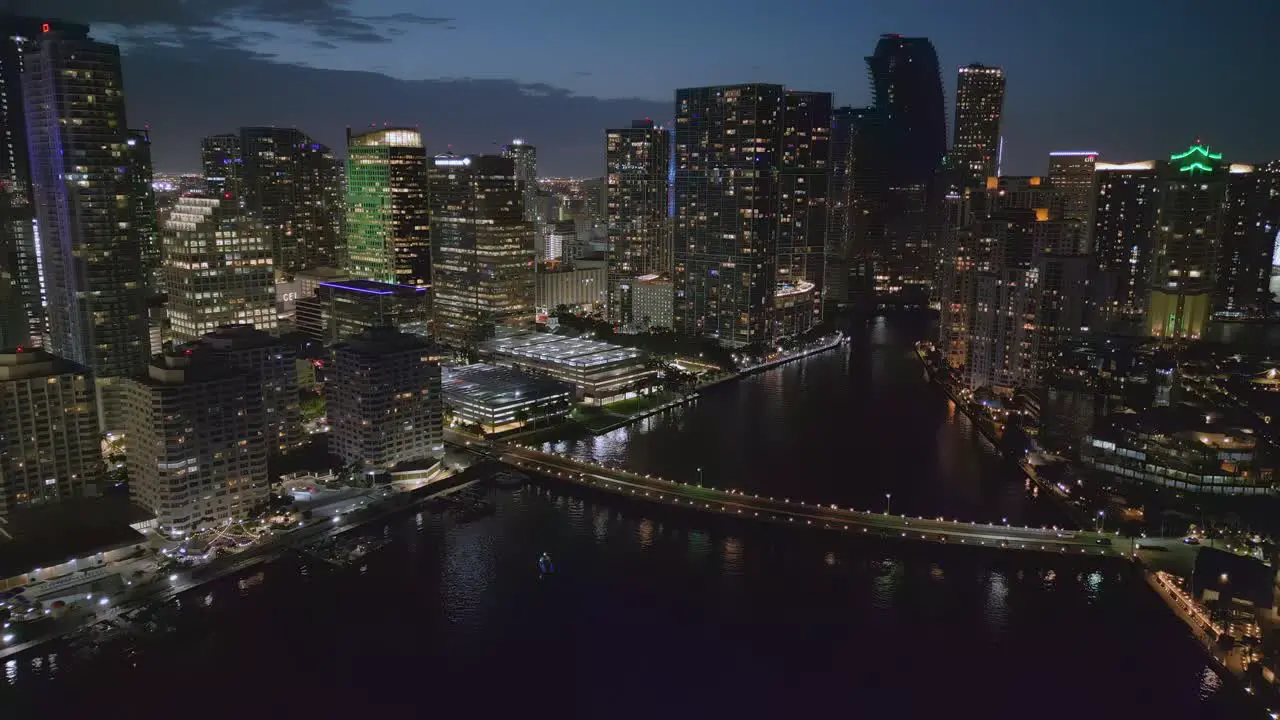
1170 143 1223 174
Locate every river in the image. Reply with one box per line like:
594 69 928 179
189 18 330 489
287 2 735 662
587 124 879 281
0 313 1248 719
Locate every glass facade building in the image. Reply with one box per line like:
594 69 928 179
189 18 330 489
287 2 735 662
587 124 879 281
673 84 784 347
605 119 670 326
23 29 149 429
429 154 536 347
345 128 430 286
951 64 1006 192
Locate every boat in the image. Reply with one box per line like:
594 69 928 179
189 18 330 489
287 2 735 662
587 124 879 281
537 552 555 576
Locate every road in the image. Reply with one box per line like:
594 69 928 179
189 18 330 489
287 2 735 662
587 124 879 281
457 434 1131 557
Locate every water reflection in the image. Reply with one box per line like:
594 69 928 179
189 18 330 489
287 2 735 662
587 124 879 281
538 315 1059 527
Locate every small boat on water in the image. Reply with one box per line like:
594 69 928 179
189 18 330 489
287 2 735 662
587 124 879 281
537 552 555 576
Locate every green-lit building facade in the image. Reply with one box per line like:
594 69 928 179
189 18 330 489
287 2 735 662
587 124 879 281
345 128 430 287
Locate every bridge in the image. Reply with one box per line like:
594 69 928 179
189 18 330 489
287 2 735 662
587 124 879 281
453 433 1149 559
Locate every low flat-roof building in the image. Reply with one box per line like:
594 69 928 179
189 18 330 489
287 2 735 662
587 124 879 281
477 332 657 405
537 266 605 311
1082 404 1273 496
774 280 816 341
443 363 572 434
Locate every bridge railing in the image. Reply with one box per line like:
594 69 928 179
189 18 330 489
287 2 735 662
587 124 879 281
499 443 1108 540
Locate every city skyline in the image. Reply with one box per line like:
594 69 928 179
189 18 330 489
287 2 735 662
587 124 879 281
16 0 1280 176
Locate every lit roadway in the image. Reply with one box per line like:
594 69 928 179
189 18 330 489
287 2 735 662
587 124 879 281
457 435 1134 558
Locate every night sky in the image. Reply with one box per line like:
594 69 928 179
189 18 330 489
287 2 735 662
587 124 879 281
16 0 1280 176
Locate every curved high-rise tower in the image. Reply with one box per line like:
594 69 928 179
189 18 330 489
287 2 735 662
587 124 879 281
866 35 946 189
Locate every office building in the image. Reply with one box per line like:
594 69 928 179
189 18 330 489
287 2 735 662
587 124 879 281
23 28 149 429
123 352 269 536
840 107 885 309
202 133 243 204
478 332 658 405
546 219 575 262
673 83 784 346
329 328 443 471
824 107 857 315
0 16 89 348
0 348 101 517
866 35 946 299
429 154 536 347
537 266 605 310
442 363 572 434
190 325 302 454
161 196 276 343
1148 143 1228 339
204 128 344 275
295 279 431 343
345 127 430 286
777 91 832 315
1091 160 1163 324
1047 152 1099 227
1218 162 1279 318
126 128 160 293
951 64 1006 192
501 139 539 228
605 120 670 325
292 140 345 271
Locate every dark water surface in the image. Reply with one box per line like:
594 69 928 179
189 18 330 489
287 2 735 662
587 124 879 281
0 314 1248 719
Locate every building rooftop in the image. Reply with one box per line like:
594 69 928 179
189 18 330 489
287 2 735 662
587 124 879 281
443 363 572 407
334 327 439 356
0 348 86 381
481 332 644 369
319 279 429 297
0 498 151 580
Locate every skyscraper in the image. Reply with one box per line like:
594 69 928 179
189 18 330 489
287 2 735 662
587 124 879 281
123 352 269 537
329 328 443 471
345 127 430 286
1147 142 1228 339
824 107 857 316
203 129 343 273
429 154 536 346
866 35 947 299
842 106 886 310
1218 162 1280 318
1091 160 1163 325
292 140 344 271
673 83 784 346
0 16 91 348
23 27 149 429
1047 151 1099 227
126 128 160 293
605 119 670 327
162 196 276 343
501 138 539 227
777 91 832 312
951 64 1006 192
201 133 242 203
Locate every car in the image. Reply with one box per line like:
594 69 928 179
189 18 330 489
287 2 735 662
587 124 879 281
1183 536 1200 545
1095 538 1112 546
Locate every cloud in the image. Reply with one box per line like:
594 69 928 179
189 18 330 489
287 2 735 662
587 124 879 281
26 0 456 44
118 40 669 177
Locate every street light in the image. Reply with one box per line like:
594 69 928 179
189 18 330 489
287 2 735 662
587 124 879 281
1097 510 1105 533
697 467 703 487
885 493 891 515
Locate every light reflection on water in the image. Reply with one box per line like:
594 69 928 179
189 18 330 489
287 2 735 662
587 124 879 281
0 485 1248 719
